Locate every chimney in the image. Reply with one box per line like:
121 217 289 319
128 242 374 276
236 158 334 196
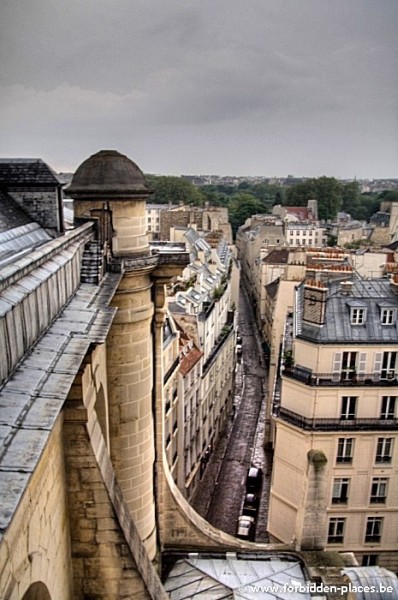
340 280 353 296
302 280 328 326
390 274 398 295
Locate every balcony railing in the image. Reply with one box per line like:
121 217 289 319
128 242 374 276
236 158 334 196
276 406 398 431
164 356 180 384
283 367 398 387
202 325 234 375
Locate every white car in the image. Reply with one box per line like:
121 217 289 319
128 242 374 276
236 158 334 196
236 515 255 541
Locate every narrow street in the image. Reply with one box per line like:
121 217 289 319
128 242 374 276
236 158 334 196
191 285 273 542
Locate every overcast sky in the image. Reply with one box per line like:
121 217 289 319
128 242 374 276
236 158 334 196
0 0 397 179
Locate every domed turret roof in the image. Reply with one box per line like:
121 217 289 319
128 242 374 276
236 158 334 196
66 150 151 200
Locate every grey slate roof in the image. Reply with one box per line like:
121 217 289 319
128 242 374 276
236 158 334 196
0 223 52 268
0 189 52 266
0 274 121 539
0 190 32 232
164 554 311 599
0 159 61 187
266 278 280 299
299 278 398 344
343 567 398 599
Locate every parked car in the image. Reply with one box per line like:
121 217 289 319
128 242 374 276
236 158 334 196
236 343 242 356
245 467 263 493
236 515 255 541
242 493 259 517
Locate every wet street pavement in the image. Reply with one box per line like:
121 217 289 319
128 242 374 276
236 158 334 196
191 285 273 542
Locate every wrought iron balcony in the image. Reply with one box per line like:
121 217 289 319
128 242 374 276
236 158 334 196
164 355 180 384
276 406 398 431
282 366 398 387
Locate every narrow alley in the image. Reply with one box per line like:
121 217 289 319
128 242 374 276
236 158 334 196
191 285 273 542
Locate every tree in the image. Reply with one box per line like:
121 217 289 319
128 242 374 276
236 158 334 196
201 188 230 207
285 180 317 207
251 183 284 211
315 177 343 221
341 181 361 214
229 193 264 236
285 177 342 221
378 190 398 203
144 175 204 205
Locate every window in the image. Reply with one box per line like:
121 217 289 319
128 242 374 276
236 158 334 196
351 308 366 325
362 555 378 567
341 352 358 381
381 352 397 380
381 308 395 325
332 478 349 504
365 517 383 543
370 478 388 504
375 438 393 463
381 396 396 419
341 397 357 420
328 518 345 543
337 438 354 464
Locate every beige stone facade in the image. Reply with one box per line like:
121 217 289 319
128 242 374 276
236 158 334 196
268 279 398 571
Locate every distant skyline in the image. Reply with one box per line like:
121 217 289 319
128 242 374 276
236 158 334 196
0 0 397 179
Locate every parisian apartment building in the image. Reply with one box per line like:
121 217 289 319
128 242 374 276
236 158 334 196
167 228 238 499
268 276 398 571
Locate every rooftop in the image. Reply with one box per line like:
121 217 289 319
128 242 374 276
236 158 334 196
0 158 61 187
298 278 398 344
66 150 150 199
0 273 121 539
164 553 312 599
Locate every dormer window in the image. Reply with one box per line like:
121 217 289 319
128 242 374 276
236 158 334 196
351 307 366 325
347 299 368 325
381 308 396 325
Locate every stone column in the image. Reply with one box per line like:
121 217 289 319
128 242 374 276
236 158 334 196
297 449 328 550
107 262 157 559
151 279 170 546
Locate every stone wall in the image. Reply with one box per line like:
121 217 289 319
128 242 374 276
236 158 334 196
9 190 61 232
159 210 203 241
0 417 74 600
64 343 167 599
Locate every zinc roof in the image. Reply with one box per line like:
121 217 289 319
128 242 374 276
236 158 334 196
299 278 398 344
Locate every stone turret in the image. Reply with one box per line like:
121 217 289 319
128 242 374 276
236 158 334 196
68 150 159 558
67 149 151 256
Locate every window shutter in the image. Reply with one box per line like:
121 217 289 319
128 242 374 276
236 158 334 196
373 352 382 382
358 352 367 381
332 352 342 382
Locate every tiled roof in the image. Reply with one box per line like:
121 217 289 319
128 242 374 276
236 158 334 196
0 159 61 186
179 344 203 376
286 207 310 219
263 249 289 264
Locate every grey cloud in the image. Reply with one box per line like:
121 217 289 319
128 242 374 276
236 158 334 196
0 0 397 177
